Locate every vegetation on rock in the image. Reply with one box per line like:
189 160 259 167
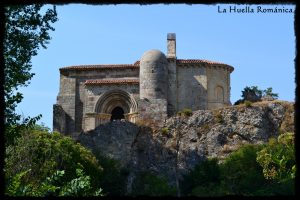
177 108 193 117
234 86 279 105
4 125 104 196
179 133 295 196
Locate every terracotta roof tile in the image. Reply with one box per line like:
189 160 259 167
177 59 234 71
60 64 139 71
60 59 233 72
177 59 224 65
85 78 139 85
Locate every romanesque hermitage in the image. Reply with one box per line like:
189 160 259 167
53 33 234 137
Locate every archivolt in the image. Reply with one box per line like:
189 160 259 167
94 90 138 114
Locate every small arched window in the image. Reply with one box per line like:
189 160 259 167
215 86 224 102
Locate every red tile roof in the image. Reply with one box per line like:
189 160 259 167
60 64 139 71
60 59 233 72
177 59 224 65
85 78 139 85
177 59 234 72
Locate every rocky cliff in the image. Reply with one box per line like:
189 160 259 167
78 100 294 189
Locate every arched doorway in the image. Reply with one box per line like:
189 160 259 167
111 106 125 121
93 90 138 127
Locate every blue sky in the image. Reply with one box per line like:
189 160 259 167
16 4 296 129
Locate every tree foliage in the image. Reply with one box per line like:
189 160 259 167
6 168 104 197
219 144 266 195
93 151 129 196
180 137 295 196
4 4 57 125
131 171 177 196
4 127 103 195
234 86 279 105
180 158 220 196
256 132 295 182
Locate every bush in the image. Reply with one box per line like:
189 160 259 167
6 168 104 197
131 172 177 196
182 108 193 117
177 108 192 117
190 183 226 196
180 158 221 196
219 144 266 195
244 100 252 107
5 127 103 196
215 112 224 123
92 152 129 196
180 134 295 196
161 127 169 135
256 132 295 183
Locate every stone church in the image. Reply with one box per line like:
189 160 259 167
53 33 234 138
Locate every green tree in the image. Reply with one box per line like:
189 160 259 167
234 86 278 105
4 127 103 195
6 168 104 197
241 86 262 102
263 87 279 99
4 4 58 141
256 132 295 183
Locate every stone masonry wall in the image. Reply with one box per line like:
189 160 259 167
56 74 77 136
177 64 207 111
138 98 168 127
206 65 231 109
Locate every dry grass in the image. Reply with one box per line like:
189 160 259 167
221 144 232 153
214 112 224 123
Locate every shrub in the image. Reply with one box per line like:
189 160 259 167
190 183 226 196
161 127 169 135
215 112 224 123
256 132 295 182
92 151 128 196
4 127 103 195
131 172 177 196
244 100 252 107
177 108 192 117
219 144 266 195
182 108 193 117
180 158 220 196
6 168 104 197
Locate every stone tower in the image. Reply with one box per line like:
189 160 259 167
138 50 169 125
139 50 168 99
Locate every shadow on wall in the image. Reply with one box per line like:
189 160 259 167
53 104 76 136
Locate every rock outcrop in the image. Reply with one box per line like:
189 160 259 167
78 100 294 188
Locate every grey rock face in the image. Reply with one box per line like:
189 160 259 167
78 101 294 187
